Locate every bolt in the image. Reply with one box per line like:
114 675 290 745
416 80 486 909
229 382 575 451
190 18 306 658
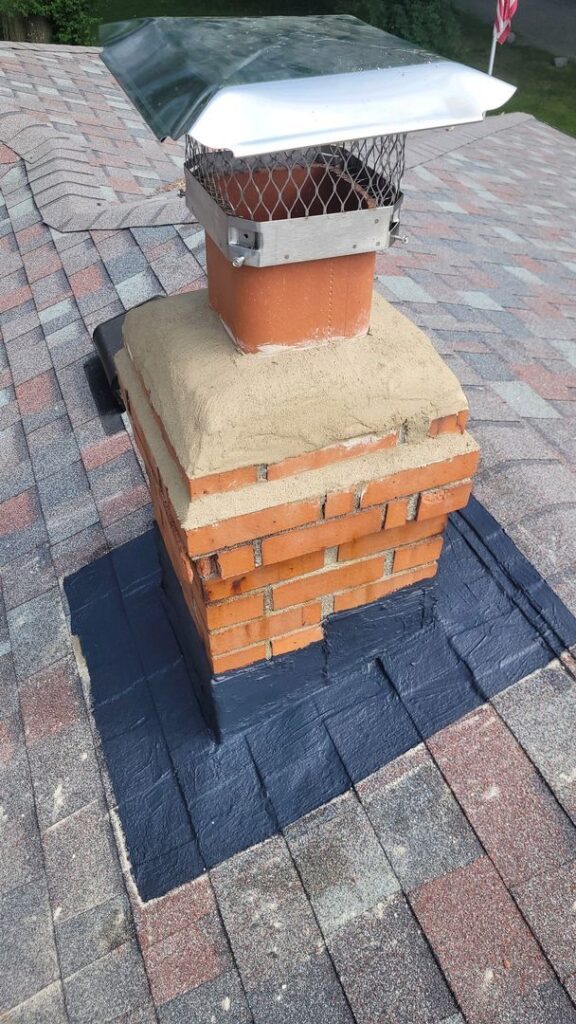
232 256 246 268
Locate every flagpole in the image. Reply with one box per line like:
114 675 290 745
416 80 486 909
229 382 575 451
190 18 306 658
488 25 497 75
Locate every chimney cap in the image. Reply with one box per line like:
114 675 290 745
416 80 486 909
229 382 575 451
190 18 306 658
101 15 515 154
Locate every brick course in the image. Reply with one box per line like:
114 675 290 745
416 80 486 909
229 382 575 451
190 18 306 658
120 366 478 673
130 357 470 499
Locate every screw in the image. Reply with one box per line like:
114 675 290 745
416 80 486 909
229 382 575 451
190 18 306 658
232 256 246 268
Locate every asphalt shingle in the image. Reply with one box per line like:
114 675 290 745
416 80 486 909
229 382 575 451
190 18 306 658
357 745 482 891
42 799 123 922
329 894 457 1024
7 587 68 678
410 856 552 1024
0 878 59 1013
513 859 576 982
63 940 150 1024
428 706 576 888
3 982 68 1023
248 951 354 1024
158 969 252 1024
37 460 98 544
494 662 576 824
0 711 44 898
56 892 134 978
211 837 323 988
285 792 400 934
27 413 81 480
1 44 576 1023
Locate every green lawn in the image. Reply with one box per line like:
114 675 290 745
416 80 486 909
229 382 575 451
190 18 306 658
443 13 576 138
94 2 576 139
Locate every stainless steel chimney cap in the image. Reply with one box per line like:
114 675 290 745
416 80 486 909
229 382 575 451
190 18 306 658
101 15 515 155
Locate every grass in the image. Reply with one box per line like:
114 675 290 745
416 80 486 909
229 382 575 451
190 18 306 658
93 2 576 138
444 12 576 138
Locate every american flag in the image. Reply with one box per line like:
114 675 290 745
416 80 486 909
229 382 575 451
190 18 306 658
494 0 519 43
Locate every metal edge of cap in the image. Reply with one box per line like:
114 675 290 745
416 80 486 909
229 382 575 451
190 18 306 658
188 63 517 157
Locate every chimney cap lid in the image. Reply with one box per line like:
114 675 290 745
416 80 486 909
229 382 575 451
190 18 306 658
101 15 515 154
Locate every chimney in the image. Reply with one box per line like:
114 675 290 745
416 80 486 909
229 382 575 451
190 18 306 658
103 14 514 732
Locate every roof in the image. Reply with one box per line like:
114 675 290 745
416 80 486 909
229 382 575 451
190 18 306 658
1 39 576 1024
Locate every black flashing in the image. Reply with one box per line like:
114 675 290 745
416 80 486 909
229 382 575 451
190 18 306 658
65 499 576 901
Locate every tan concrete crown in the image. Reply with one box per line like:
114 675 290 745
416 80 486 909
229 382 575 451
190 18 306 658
117 348 477 535
121 290 468 480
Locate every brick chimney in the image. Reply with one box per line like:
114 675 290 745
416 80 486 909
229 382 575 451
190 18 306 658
117 282 478 677
104 15 515 729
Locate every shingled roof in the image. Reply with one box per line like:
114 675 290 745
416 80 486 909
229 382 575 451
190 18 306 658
1 40 576 1024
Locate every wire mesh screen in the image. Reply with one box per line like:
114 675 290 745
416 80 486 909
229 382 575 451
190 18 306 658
185 135 405 222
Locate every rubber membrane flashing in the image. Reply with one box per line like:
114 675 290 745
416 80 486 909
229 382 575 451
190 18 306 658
65 498 576 901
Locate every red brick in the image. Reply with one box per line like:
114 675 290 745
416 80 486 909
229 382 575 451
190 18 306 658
203 550 325 601
262 508 383 565
187 465 259 499
267 432 397 480
133 876 216 950
360 450 480 508
143 911 229 1004
216 545 256 580
428 706 576 887
324 490 356 519
410 857 551 1023
195 556 217 580
393 535 444 573
417 481 473 522
205 591 265 630
211 644 268 674
272 556 385 610
209 603 322 656
385 497 408 529
185 499 322 556
334 564 437 612
271 625 324 656
428 410 469 436
338 515 447 562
